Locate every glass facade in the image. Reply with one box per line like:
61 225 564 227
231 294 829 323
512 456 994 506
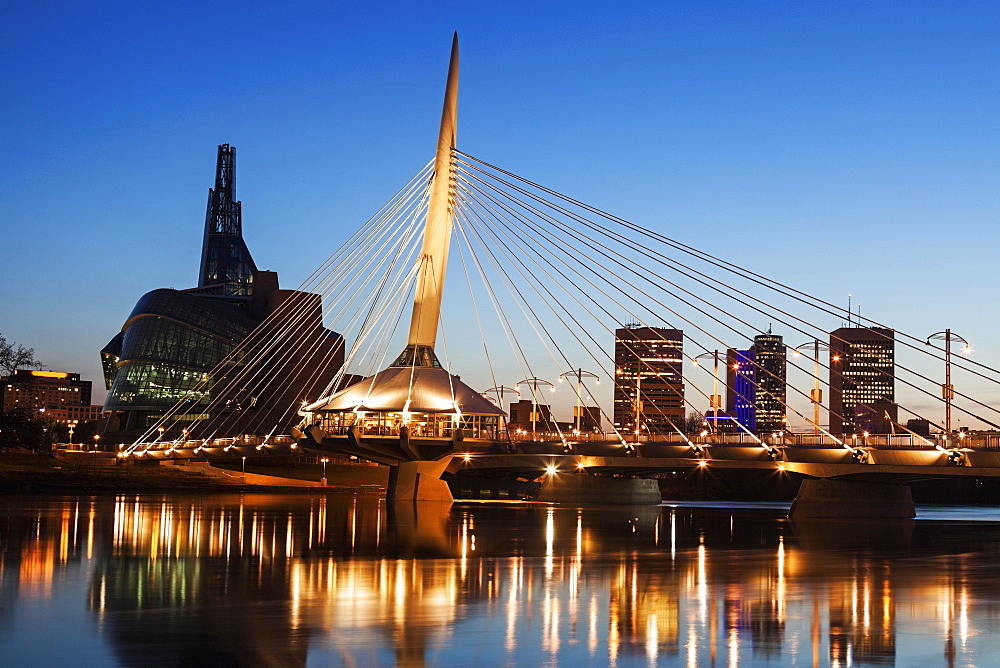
102 289 257 425
312 410 500 440
200 236 256 297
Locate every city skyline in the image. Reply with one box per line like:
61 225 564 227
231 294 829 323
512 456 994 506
3 2 999 425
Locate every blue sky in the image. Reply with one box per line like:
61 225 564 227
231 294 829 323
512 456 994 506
2 1 999 422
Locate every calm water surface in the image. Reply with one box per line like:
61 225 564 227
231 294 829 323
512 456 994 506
1 493 1000 667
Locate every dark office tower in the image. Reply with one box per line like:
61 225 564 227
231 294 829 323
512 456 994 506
753 333 786 433
198 144 258 296
726 348 756 432
829 327 896 435
614 326 684 435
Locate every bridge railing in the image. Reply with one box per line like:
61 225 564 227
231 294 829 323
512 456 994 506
503 430 1000 450
131 434 297 451
130 428 1000 453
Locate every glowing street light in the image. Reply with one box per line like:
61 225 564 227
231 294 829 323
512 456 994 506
927 329 971 438
517 377 553 439
558 369 600 434
796 340 830 435
320 457 329 486
483 386 519 407
693 351 722 432
241 455 247 483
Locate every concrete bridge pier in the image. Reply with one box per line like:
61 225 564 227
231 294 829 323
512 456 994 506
537 475 662 505
790 478 915 519
387 459 454 503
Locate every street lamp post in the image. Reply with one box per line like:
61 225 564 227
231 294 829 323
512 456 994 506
795 340 830 435
68 420 77 448
320 457 329 487
927 329 970 439
633 371 643 443
241 455 246 483
517 377 554 439
483 386 519 407
93 434 100 452
693 351 722 432
558 369 600 434
483 386 519 443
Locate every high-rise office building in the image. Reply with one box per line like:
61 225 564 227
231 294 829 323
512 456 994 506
614 326 684 435
725 333 787 434
101 145 343 437
829 327 895 435
753 333 786 433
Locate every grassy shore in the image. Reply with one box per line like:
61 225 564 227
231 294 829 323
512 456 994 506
0 453 389 494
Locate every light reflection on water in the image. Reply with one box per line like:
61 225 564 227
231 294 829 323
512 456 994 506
1 495 1000 666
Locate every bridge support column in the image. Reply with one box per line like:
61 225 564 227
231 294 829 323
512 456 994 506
537 475 661 505
387 459 453 503
790 478 914 519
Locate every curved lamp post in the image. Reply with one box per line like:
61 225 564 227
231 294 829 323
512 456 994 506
693 351 722 432
517 377 554 438
558 369 600 434
927 329 970 437
795 340 830 435
482 385 519 408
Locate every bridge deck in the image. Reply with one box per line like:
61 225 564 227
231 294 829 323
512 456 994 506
121 434 1000 481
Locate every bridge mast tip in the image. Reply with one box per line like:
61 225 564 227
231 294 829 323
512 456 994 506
403 32 461 350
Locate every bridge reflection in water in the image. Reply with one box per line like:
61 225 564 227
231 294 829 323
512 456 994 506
0 494 996 666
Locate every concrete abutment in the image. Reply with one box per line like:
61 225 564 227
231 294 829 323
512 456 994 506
537 475 662 505
387 460 454 503
790 478 915 519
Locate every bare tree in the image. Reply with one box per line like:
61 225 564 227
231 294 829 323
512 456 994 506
0 333 48 451
0 332 43 377
683 411 707 434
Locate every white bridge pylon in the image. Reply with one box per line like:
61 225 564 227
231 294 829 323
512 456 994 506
407 32 459 350
300 33 505 500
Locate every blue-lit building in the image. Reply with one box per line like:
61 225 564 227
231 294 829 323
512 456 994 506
724 332 787 434
101 145 343 437
726 348 756 432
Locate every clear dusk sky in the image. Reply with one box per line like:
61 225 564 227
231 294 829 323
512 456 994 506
2 1 999 421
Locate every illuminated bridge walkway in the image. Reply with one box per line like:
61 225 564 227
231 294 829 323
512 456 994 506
125 430 1000 478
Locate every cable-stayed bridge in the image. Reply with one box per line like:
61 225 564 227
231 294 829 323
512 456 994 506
118 36 1000 517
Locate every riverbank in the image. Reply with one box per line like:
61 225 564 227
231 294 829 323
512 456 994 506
0 454 389 494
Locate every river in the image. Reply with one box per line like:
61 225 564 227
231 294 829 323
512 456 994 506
1 493 998 666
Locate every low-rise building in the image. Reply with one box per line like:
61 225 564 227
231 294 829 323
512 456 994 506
1 370 95 419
